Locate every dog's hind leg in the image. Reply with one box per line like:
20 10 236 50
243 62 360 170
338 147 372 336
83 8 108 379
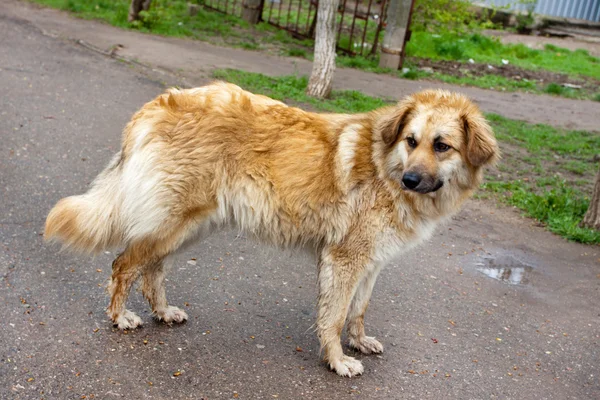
316 246 367 377
346 264 384 355
106 245 152 330
106 235 184 329
141 256 188 324
137 214 215 325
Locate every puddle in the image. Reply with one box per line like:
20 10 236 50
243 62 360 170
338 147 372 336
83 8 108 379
476 255 533 285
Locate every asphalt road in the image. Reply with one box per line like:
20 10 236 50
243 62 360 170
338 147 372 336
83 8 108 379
1 12 599 400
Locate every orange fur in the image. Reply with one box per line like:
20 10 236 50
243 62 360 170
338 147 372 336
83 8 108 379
45 82 498 376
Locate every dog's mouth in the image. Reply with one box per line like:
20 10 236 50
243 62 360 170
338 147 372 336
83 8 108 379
401 179 444 194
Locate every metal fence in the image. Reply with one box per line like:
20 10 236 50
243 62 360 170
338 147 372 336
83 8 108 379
203 0 388 56
473 0 600 22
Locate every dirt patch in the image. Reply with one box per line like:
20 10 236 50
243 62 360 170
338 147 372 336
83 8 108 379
413 57 600 95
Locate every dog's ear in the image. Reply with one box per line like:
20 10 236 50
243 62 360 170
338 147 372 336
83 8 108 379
379 100 415 146
462 110 499 166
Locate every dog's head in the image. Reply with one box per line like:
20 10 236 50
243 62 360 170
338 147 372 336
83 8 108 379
376 90 499 197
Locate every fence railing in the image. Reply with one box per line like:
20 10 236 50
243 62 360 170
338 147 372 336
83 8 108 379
203 0 388 56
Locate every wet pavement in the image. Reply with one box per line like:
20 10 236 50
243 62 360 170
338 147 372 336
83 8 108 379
476 254 535 286
1 10 600 400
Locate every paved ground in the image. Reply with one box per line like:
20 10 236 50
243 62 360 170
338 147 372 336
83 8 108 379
1 6 600 400
2 0 600 132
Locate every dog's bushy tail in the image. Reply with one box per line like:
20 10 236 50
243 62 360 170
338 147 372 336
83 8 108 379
45 153 124 254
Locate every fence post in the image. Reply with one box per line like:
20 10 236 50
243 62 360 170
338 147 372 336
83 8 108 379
242 0 263 24
379 0 414 70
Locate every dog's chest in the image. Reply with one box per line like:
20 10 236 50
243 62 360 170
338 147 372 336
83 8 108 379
371 218 438 264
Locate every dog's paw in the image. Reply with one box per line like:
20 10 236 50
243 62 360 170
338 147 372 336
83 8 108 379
114 310 143 330
155 306 188 324
329 355 364 377
349 335 384 355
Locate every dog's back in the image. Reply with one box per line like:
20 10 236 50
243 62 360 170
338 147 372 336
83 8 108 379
45 82 372 253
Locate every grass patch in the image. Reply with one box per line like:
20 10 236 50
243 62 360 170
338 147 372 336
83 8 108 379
484 180 600 244
29 0 313 53
214 69 388 113
338 55 596 101
485 114 600 164
406 32 600 81
428 70 539 92
544 82 564 95
214 69 600 244
285 48 309 58
542 82 580 98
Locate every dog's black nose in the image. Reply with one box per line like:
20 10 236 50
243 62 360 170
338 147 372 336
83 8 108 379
402 173 421 190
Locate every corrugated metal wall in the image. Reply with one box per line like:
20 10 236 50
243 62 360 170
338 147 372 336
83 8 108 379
474 0 600 22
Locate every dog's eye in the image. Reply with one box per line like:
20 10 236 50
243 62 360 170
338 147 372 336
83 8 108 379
434 142 450 152
406 137 417 148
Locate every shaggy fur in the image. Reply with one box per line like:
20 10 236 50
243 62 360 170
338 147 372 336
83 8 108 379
45 82 498 377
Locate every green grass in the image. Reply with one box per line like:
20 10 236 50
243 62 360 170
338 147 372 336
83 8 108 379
426 70 540 93
213 69 388 113
542 82 580 98
32 0 245 37
544 82 564 95
483 180 600 243
214 69 600 244
406 32 600 81
338 55 595 100
486 114 600 167
285 48 309 58
29 0 313 52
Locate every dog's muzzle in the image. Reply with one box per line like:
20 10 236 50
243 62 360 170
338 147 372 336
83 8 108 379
401 172 444 194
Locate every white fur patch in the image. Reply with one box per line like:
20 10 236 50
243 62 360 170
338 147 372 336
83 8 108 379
408 112 428 142
114 309 143 330
372 228 406 263
349 262 382 314
155 306 188 324
414 219 437 243
372 217 437 264
387 140 408 172
120 145 170 241
336 124 361 187
215 177 272 236
438 157 461 179
132 121 154 152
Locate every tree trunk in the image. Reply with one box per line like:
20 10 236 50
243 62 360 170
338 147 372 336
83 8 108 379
306 0 340 99
128 0 152 22
379 0 414 70
582 167 600 230
242 0 263 24
308 7 318 38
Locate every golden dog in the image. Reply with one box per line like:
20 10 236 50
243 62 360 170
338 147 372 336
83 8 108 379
45 82 498 376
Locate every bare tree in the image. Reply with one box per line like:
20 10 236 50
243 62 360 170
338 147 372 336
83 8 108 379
128 0 152 22
306 0 340 99
582 167 600 230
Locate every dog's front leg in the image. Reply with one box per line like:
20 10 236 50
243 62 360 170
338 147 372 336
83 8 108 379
316 246 366 377
346 264 384 354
